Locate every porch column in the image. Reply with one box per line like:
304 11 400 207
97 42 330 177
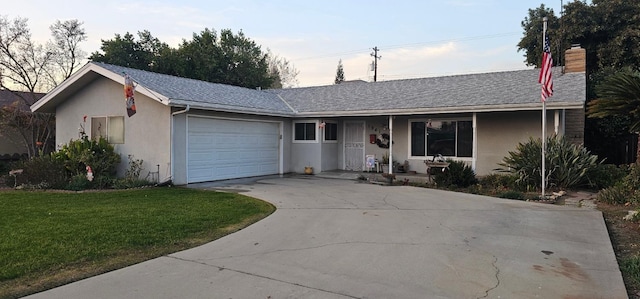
554 110 560 135
472 112 477 171
388 115 393 174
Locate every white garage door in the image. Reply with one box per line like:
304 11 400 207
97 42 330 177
187 117 280 183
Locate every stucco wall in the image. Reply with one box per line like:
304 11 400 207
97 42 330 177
55 77 171 180
476 110 556 175
349 111 569 176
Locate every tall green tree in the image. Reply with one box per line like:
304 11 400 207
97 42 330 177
92 28 285 89
0 16 86 157
334 59 345 84
588 70 640 163
517 4 560 68
90 31 173 73
518 1 640 164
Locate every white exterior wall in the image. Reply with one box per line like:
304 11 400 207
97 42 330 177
476 110 557 175
55 77 171 179
347 111 563 176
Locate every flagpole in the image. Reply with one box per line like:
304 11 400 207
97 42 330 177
541 17 548 199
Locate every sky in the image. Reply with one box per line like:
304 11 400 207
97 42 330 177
4 0 566 87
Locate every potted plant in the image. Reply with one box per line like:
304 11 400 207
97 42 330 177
381 152 390 173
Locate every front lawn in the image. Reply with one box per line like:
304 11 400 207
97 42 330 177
0 187 275 298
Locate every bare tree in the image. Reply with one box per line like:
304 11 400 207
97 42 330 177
0 16 86 157
266 49 299 89
46 19 87 87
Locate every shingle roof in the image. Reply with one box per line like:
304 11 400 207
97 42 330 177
0 89 44 110
33 62 586 117
93 62 294 116
270 68 585 115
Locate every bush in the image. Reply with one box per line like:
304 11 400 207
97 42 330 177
434 159 478 188
67 173 92 191
497 190 526 200
11 155 68 189
586 163 628 190
597 164 640 205
597 185 631 205
52 136 121 178
479 173 519 191
499 136 600 190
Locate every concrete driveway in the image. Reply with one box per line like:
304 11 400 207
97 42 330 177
26 177 627 299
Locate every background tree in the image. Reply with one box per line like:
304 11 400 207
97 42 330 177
0 16 86 157
587 70 640 163
518 1 640 164
90 31 170 72
334 59 345 84
91 28 291 89
517 4 560 68
266 49 299 88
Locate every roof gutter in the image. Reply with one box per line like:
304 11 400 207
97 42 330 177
171 104 190 116
292 102 585 118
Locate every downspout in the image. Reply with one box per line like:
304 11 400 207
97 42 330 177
169 105 190 184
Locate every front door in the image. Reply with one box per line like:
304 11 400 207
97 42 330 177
344 121 365 171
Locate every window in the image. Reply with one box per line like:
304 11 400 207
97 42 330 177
410 119 472 158
323 122 338 142
91 116 124 144
294 122 316 141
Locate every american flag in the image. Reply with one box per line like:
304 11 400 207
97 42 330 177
538 35 553 102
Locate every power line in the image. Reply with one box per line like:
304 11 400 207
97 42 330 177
290 32 520 62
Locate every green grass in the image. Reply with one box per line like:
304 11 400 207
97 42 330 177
0 187 275 298
621 255 640 291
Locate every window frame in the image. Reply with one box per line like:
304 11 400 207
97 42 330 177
408 118 473 159
322 121 338 143
292 120 319 143
90 115 125 144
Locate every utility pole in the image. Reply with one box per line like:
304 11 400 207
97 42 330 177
371 47 381 82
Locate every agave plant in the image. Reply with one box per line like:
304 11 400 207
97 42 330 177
499 136 601 190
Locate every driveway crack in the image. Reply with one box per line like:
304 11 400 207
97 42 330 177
381 194 400 209
477 255 500 299
167 256 360 298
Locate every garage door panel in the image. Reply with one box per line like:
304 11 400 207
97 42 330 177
187 117 280 183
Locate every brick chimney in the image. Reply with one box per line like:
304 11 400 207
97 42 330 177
564 44 586 73
563 44 587 146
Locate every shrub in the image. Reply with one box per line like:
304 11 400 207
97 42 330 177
497 190 526 200
11 155 68 189
124 155 144 179
52 136 120 178
434 159 478 188
596 185 630 205
597 164 640 205
479 173 519 191
67 173 92 191
586 163 629 190
499 136 600 190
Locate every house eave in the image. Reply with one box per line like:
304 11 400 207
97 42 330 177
168 101 295 118
31 62 170 113
291 102 585 117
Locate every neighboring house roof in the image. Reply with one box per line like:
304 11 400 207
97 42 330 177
32 62 586 117
269 68 585 117
0 89 44 111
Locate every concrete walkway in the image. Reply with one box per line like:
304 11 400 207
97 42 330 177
25 177 627 298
